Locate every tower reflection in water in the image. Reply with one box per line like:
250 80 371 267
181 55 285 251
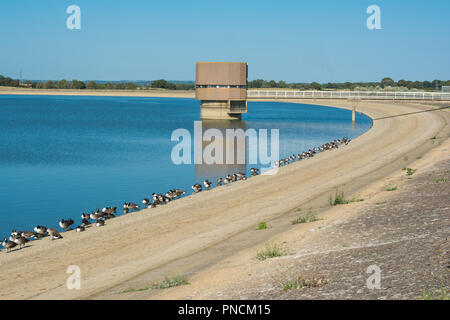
195 120 248 182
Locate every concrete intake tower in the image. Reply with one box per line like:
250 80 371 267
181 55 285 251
195 62 248 120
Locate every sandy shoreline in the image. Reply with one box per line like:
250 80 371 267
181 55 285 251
150 140 449 300
0 95 448 299
0 87 195 98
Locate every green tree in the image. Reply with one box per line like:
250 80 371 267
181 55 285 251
267 80 277 88
71 80 86 89
44 80 56 89
431 80 441 90
249 79 265 88
151 79 176 90
277 80 287 88
423 81 432 89
56 79 69 89
381 77 395 88
397 79 407 87
343 82 352 90
310 82 321 90
105 82 115 89
86 80 97 89
124 82 137 90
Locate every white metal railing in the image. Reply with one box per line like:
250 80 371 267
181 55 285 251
247 90 450 101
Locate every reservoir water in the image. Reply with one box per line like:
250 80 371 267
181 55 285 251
0 95 372 236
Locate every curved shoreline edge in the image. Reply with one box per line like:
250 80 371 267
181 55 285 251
0 95 373 239
0 96 448 300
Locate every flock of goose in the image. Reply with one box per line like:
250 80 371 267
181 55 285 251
1 137 350 253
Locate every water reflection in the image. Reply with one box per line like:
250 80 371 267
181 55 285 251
195 120 248 181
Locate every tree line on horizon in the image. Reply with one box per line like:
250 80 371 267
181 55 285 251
247 78 450 91
1 75 449 91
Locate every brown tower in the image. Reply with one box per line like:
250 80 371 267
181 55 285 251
195 62 248 120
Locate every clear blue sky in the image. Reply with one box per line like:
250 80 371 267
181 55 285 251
0 0 449 83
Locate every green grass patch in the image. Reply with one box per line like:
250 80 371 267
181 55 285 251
291 212 320 225
282 276 328 291
417 156 422 159
435 177 447 184
256 243 286 261
386 186 398 191
421 283 449 300
328 190 348 206
151 276 189 290
121 286 151 293
404 156 408 161
120 275 189 293
406 168 417 176
376 201 387 205
256 222 269 230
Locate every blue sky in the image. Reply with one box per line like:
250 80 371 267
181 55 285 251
0 0 449 82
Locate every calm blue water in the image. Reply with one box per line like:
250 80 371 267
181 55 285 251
0 95 372 236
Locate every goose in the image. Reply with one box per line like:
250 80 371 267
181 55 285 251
76 225 85 232
81 213 90 220
191 183 202 193
165 191 175 200
142 198 150 205
236 173 247 181
81 218 91 227
155 194 167 204
11 230 24 237
104 212 115 220
13 236 29 249
250 168 259 176
34 225 47 238
175 189 186 197
2 238 17 253
59 218 74 231
90 211 102 220
96 219 105 227
217 177 223 186
128 203 140 211
102 207 117 215
223 177 231 184
47 228 63 240
9 233 19 242
21 231 37 239
203 180 212 190
162 193 172 203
